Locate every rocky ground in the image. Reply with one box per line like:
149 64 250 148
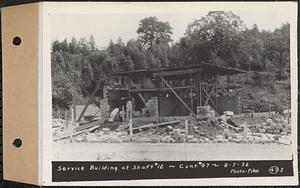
52 112 293 161
56 112 291 146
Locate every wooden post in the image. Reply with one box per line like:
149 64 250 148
143 73 146 88
227 74 230 93
64 111 68 128
190 88 193 113
73 104 76 123
157 77 160 123
129 119 133 142
185 119 189 135
58 108 61 119
189 73 194 113
200 83 202 106
204 72 208 105
215 73 218 112
121 105 125 123
196 71 200 106
70 107 74 142
71 107 75 123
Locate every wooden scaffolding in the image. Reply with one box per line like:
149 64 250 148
109 62 246 119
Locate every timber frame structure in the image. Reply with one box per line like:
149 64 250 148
108 62 246 119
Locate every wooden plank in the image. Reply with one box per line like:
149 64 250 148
129 86 195 92
75 119 104 132
136 92 146 105
153 68 201 77
132 120 180 131
53 125 101 141
132 123 154 130
221 120 240 131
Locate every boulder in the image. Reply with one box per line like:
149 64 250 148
216 135 224 139
259 129 266 133
120 136 130 143
266 118 273 124
150 136 161 143
278 136 292 145
187 138 198 143
233 138 242 143
186 135 194 140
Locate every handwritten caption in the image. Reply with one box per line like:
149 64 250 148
55 161 270 175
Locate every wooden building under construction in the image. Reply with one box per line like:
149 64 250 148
106 62 246 119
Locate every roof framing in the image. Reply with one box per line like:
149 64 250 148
109 62 246 77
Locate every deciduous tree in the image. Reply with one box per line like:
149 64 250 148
137 16 173 49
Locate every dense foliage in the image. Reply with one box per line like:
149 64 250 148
51 12 290 111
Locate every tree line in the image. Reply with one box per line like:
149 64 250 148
51 11 290 111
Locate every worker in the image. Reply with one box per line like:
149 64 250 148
119 105 125 122
126 98 133 120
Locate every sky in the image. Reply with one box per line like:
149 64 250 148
50 7 291 49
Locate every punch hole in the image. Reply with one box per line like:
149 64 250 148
12 36 22 46
12 138 22 148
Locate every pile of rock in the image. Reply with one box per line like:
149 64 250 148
74 128 128 143
145 97 159 117
197 106 215 118
251 115 291 135
70 112 292 145
170 129 186 143
210 131 292 145
52 118 66 128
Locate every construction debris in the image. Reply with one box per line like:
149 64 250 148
53 106 292 146
75 119 105 132
132 120 179 133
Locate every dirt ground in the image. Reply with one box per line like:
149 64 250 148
53 141 292 161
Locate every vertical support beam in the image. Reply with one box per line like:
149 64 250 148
129 119 133 142
227 74 230 93
204 71 208 105
73 104 76 123
185 119 189 135
215 73 219 112
190 88 193 113
127 76 131 99
196 71 200 106
70 107 75 142
143 73 146 88
199 71 202 106
156 77 160 123
64 112 68 128
189 73 193 112
118 76 121 84
200 82 202 106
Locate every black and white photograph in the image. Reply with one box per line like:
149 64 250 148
45 2 297 185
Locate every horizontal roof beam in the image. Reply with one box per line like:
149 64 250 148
153 68 201 77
